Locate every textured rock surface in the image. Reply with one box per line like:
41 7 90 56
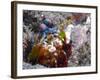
23 62 47 69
